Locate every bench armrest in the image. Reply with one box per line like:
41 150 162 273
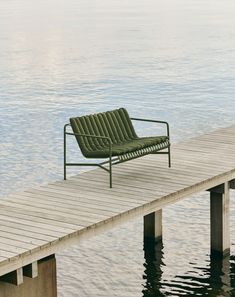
130 118 170 138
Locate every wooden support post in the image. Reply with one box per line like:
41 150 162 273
144 209 162 243
0 255 57 297
23 261 38 279
0 268 23 286
210 181 230 257
230 179 235 189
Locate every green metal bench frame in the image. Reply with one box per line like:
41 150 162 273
64 110 171 188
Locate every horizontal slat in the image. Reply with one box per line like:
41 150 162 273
0 227 47 246
4 194 118 219
0 220 59 241
2 199 107 223
29 185 141 210
0 203 86 229
0 214 68 238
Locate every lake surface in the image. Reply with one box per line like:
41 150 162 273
1 0 235 296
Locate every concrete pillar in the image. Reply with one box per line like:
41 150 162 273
210 182 230 257
144 209 162 243
0 255 57 297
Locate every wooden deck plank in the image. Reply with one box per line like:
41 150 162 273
0 200 107 226
84 168 201 188
0 251 18 259
175 141 235 152
30 182 149 202
173 146 234 159
0 204 80 233
70 179 159 197
5 194 121 218
0 125 235 276
0 203 86 229
76 174 186 193
50 183 148 206
95 162 210 183
174 140 235 150
118 161 212 179
0 215 68 238
76 163 221 190
174 159 235 169
46 178 158 197
0 236 38 251
95 167 227 189
51 178 187 197
0 242 28 255
0 221 59 241
0 227 48 246
73 166 190 190
30 184 144 209
174 144 235 155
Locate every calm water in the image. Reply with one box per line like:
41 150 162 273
1 0 235 296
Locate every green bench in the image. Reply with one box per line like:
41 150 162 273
64 108 171 188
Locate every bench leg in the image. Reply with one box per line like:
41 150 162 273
64 126 67 180
109 156 112 188
168 146 171 168
64 164 66 180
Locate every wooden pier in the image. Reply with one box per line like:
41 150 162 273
1 125 235 296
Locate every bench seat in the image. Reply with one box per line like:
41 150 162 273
80 136 169 159
64 107 171 187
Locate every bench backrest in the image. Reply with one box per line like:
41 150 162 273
70 108 137 155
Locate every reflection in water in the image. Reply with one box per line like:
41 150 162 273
143 241 235 296
143 240 164 297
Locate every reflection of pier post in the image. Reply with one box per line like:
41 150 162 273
143 209 164 296
143 234 164 296
209 182 230 257
209 254 231 296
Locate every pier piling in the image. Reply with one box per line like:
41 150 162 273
210 182 230 257
144 209 162 243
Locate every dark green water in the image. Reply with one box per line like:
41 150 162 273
143 240 234 296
